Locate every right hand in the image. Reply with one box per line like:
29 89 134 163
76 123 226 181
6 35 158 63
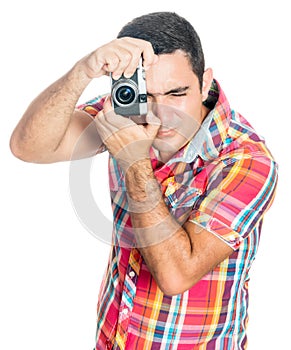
94 96 160 172
78 37 158 80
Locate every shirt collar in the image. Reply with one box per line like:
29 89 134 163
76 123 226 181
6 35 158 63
164 79 232 165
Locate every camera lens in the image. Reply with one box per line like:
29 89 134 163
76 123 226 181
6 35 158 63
116 86 136 105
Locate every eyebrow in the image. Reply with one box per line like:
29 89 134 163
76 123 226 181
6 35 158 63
147 86 190 97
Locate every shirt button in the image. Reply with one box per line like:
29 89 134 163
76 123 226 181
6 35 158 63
229 234 236 242
122 308 128 315
129 271 135 278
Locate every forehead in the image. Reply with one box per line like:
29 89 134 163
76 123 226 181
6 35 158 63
146 50 199 94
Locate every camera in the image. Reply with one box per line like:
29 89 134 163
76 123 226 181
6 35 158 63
111 58 147 123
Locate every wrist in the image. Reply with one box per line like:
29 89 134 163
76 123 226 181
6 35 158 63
125 158 153 196
71 60 93 88
125 159 162 210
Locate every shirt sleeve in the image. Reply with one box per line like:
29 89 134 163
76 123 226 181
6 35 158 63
77 95 107 154
77 95 106 118
188 145 278 250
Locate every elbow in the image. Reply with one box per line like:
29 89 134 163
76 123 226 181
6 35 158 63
10 134 27 162
156 272 199 297
159 286 185 297
158 281 190 297
10 133 40 163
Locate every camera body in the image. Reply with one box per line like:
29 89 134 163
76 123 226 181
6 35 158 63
111 59 147 122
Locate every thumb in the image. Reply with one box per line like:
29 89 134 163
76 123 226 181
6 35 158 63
145 111 161 138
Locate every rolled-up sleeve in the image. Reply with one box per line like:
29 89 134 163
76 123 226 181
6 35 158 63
189 145 278 250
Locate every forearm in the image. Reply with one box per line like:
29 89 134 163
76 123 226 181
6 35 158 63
125 159 193 294
10 62 91 162
11 38 158 163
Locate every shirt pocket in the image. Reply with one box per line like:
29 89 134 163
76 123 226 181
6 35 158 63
164 183 204 209
163 181 206 224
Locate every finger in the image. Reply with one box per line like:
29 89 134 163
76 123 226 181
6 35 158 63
95 108 126 146
94 109 111 140
103 53 120 73
81 52 107 79
89 46 121 76
108 40 143 79
115 40 143 78
103 97 135 129
140 41 158 70
121 43 143 78
145 111 161 138
146 110 161 126
120 38 156 77
102 95 114 114
123 54 141 78
111 49 133 80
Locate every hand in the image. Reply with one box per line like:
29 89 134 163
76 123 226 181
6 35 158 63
78 37 158 80
94 97 160 171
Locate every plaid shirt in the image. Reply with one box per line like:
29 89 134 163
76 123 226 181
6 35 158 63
79 80 278 349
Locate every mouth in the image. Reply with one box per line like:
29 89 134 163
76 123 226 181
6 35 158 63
157 128 176 138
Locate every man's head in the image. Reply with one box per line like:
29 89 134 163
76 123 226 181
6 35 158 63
118 12 213 163
117 12 205 90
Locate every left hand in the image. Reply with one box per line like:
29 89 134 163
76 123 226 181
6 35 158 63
94 97 160 171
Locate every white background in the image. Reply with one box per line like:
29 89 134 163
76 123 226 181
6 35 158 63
1 0 290 349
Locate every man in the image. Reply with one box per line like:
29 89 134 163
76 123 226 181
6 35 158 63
10 12 277 350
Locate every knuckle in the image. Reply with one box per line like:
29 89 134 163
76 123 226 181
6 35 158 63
142 40 152 52
118 37 127 42
108 55 119 66
144 40 152 48
132 46 142 56
121 36 134 43
122 51 132 62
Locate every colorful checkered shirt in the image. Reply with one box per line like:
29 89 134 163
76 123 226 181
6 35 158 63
79 80 278 349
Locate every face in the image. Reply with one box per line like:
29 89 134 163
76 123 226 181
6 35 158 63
146 50 212 163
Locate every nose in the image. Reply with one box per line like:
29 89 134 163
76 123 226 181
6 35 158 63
149 98 180 130
150 98 163 119
148 97 168 125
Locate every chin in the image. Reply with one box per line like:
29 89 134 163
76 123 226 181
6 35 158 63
153 138 183 155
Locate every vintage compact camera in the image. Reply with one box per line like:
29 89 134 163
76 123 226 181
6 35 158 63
111 58 147 123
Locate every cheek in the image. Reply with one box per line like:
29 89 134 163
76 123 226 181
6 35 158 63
149 96 203 130
185 95 203 114
173 95 203 118
177 100 203 130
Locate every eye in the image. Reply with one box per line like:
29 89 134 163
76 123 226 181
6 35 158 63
171 93 187 97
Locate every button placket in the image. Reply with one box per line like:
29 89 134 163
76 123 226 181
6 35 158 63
114 248 142 348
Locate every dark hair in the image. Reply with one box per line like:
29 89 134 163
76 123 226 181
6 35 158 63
117 12 205 89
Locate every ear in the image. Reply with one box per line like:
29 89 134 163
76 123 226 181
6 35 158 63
201 68 213 101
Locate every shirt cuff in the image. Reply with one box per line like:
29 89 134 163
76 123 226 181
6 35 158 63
189 211 243 250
